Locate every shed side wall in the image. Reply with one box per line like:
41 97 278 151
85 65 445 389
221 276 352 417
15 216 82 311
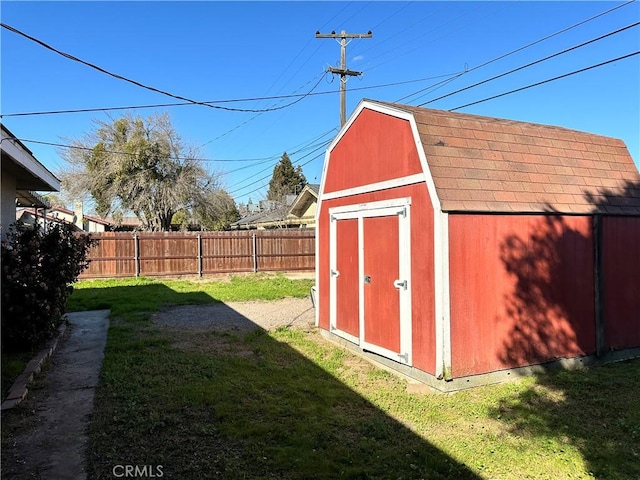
603 216 640 349
448 214 596 377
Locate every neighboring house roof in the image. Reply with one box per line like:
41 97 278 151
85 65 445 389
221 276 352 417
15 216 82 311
17 206 111 229
46 205 111 226
370 101 640 215
232 186 320 229
109 216 143 228
16 208 80 230
289 184 319 218
232 206 289 229
17 207 72 227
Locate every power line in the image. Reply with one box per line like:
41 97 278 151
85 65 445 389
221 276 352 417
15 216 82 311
15 138 261 163
222 141 325 177
0 22 323 114
449 51 640 111
16 127 336 164
227 141 329 196
364 2 498 74
200 72 328 148
245 151 325 198
418 21 640 107
402 0 636 104
221 131 337 176
230 150 326 200
0 72 463 118
395 70 467 103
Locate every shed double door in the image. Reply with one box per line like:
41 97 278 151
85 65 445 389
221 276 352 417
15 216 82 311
329 199 412 365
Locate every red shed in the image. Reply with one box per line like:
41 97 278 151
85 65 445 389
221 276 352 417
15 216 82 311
315 100 640 391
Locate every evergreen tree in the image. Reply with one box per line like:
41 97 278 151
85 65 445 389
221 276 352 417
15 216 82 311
267 152 307 202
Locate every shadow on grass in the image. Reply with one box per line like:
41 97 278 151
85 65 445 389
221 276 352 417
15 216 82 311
488 359 640 479
79 282 480 479
497 211 640 479
68 280 219 319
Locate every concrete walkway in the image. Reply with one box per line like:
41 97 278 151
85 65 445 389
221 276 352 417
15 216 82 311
2 310 110 480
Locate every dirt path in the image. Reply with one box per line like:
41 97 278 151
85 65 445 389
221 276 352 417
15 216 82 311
151 297 316 332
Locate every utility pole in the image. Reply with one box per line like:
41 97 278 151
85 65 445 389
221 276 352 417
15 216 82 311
316 29 372 127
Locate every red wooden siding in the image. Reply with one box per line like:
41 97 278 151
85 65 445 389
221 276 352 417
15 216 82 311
335 219 359 337
603 216 640 350
317 182 436 374
448 214 596 377
323 109 423 193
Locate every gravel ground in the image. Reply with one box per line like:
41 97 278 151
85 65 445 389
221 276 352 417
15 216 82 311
151 297 316 332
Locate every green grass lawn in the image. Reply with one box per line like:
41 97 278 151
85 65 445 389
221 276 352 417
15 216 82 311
69 276 640 479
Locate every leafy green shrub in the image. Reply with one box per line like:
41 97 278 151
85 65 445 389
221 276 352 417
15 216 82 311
1 221 96 352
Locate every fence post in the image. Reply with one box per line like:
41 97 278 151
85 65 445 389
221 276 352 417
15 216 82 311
197 234 203 277
252 233 258 273
134 234 140 277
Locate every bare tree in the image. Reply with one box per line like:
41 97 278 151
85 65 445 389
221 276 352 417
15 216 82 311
61 113 231 231
194 189 240 231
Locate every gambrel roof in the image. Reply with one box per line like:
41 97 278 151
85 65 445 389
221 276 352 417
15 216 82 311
370 101 640 215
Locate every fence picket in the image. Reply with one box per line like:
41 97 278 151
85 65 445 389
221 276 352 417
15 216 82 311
78 230 315 278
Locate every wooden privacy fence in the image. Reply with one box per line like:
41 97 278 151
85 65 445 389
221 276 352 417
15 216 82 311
78 230 315 278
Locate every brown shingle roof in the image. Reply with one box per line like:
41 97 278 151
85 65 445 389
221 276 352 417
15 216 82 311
377 101 640 215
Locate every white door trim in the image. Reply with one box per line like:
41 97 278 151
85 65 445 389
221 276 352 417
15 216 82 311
434 211 451 380
328 197 413 366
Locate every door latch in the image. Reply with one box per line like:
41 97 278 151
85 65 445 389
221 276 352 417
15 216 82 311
363 275 371 284
331 269 340 278
393 279 407 290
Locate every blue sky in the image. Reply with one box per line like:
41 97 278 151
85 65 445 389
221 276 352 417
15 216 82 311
1 1 639 208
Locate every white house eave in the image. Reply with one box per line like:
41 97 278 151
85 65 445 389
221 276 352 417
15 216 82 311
1 129 61 191
16 190 51 208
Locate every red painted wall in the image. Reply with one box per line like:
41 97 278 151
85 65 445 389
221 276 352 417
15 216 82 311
323 109 423 194
603 216 640 350
449 214 596 377
317 183 436 375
